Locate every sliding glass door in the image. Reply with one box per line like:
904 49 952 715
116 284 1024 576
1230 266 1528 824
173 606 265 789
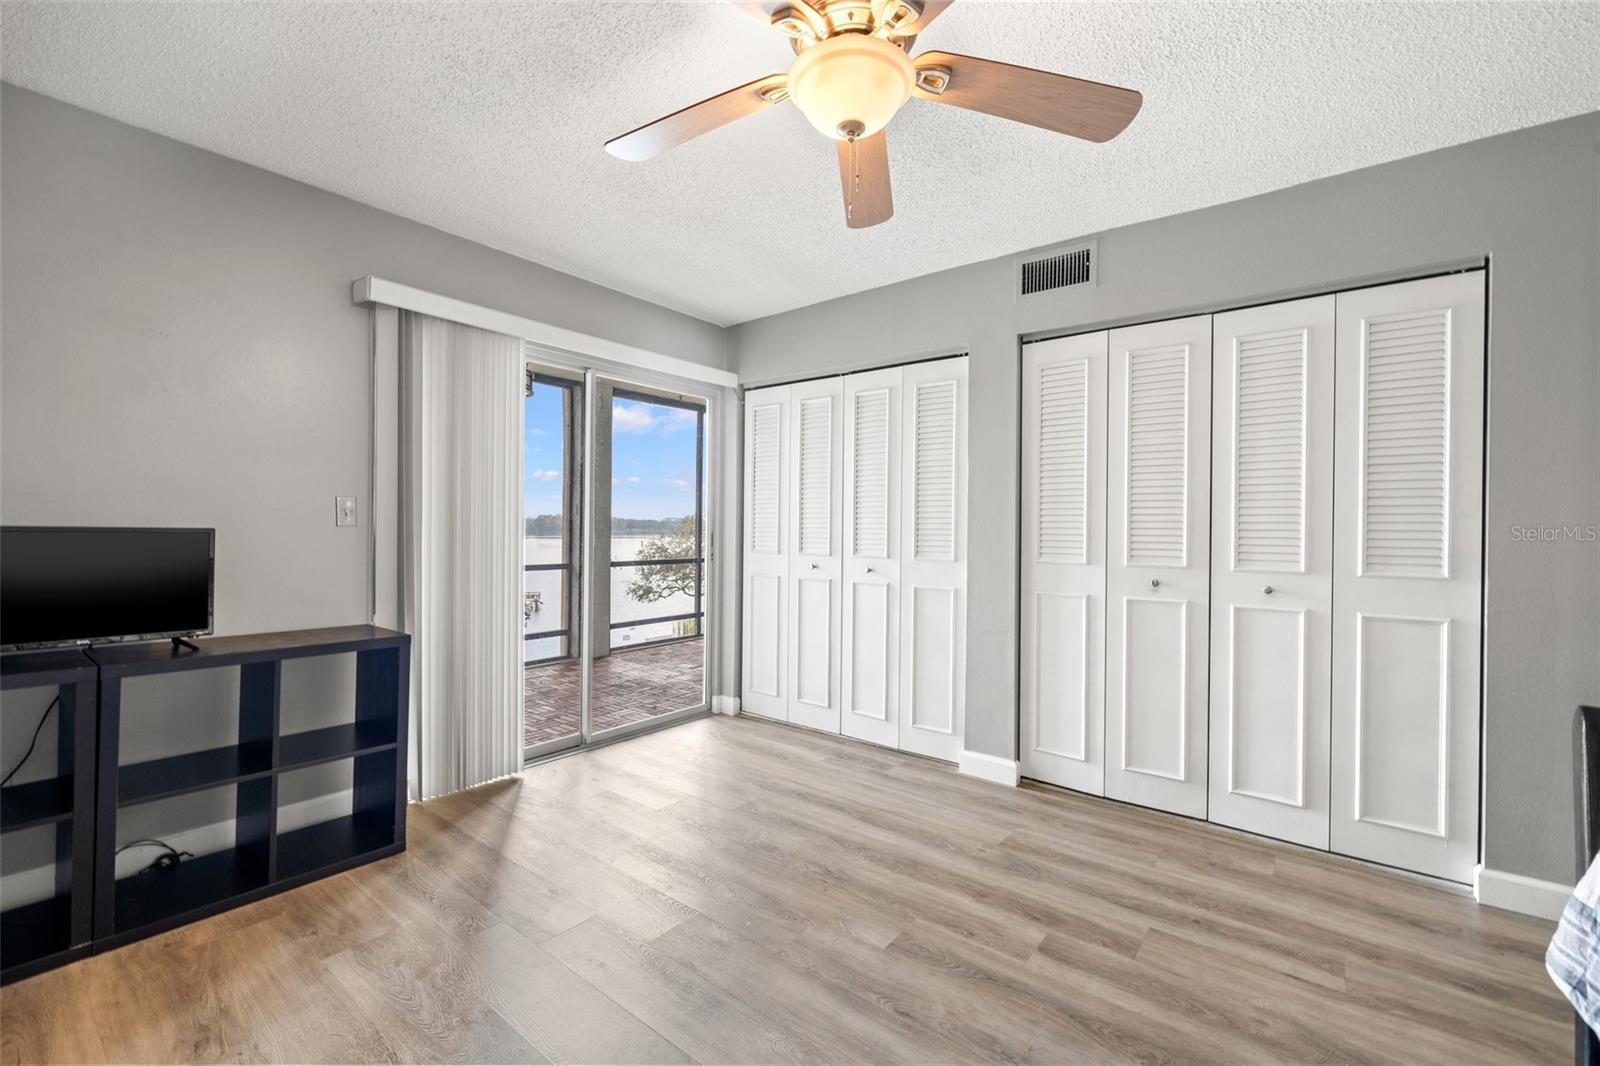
522 360 710 761
590 383 707 737
522 365 584 760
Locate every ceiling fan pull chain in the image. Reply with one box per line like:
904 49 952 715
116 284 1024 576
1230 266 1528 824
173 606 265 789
847 132 858 222
837 119 866 225
844 135 857 222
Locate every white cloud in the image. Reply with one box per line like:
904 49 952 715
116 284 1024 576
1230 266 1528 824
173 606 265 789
663 408 699 432
529 469 561 481
671 479 691 491
612 403 654 433
626 476 642 484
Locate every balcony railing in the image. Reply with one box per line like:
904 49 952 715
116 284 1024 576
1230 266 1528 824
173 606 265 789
524 555 705 665
608 556 704 649
523 560 572 666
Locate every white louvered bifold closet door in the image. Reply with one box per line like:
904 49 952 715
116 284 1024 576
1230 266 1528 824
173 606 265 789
1105 315 1212 817
787 376 844 732
1021 333 1108 794
842 367 902 748
898 357 969 762
1330 271 1484 883
1208 296 1335 847
742 385 790 720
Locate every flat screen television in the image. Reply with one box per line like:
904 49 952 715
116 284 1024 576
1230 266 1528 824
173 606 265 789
0 526 215 651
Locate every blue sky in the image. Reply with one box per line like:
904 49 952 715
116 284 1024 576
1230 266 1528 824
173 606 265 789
524 387 699 522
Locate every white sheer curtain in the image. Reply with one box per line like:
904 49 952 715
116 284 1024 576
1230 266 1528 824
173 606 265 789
399 312 522 800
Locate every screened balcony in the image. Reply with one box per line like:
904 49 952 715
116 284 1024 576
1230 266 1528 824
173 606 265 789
522 372 707 753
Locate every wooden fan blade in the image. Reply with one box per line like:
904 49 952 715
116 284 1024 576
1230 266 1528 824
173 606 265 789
912 51 1141 142
606 74 787 161
836 130 892 229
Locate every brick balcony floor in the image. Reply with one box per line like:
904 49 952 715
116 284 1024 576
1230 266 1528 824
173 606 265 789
523 636 705 748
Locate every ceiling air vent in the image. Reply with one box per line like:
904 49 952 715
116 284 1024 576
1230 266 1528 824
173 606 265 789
1017 240 1097 298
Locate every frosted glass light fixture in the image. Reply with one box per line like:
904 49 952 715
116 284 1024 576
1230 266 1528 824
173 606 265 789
787 33 915 140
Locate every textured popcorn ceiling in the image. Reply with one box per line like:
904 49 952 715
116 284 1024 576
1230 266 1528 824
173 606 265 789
3 2 1597 325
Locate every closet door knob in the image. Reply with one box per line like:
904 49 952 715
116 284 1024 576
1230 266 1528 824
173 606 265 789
810 563 819 570
865 566 875 574
1150 579 1160 590
1262 585 1275 595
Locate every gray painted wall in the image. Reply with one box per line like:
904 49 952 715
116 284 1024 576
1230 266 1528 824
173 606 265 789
0 85 731 889
1 84 727 640
731 112 1600 886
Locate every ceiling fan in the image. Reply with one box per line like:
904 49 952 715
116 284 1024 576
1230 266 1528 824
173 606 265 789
604 0 1142 229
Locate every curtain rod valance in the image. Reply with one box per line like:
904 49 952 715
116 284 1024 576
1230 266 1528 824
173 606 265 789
352 275 737 389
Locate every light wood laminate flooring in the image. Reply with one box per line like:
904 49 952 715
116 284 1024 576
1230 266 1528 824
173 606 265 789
0 714 1568 1064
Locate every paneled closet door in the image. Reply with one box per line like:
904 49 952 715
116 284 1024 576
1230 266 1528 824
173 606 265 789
1330 271 1484 883
1208 296 1334 848
841 367 902 748
1105 316 1211 817
787 376 844 733
898 356 968 762
1021 333 1108 794
742 385 790 720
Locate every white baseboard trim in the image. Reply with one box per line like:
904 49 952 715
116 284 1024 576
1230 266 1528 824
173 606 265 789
958 749 1020 787
711 695 741 716
1474 864 1571 920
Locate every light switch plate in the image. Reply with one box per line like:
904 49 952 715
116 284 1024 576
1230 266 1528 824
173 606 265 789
336 496 358 527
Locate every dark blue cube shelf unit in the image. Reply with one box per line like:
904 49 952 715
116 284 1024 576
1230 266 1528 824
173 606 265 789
0 649 97 983
88 626 409 952
0 625 409 984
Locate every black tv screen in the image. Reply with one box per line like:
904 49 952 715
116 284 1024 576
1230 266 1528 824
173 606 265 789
1 527 214 650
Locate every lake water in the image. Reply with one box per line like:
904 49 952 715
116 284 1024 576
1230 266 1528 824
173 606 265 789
522 535 700 660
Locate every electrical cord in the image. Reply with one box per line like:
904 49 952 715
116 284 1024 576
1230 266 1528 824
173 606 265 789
8 700 193 874
116 838 193 873
0 694 61 788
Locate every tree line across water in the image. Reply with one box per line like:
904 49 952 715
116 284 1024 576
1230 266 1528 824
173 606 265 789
525 514 690 537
